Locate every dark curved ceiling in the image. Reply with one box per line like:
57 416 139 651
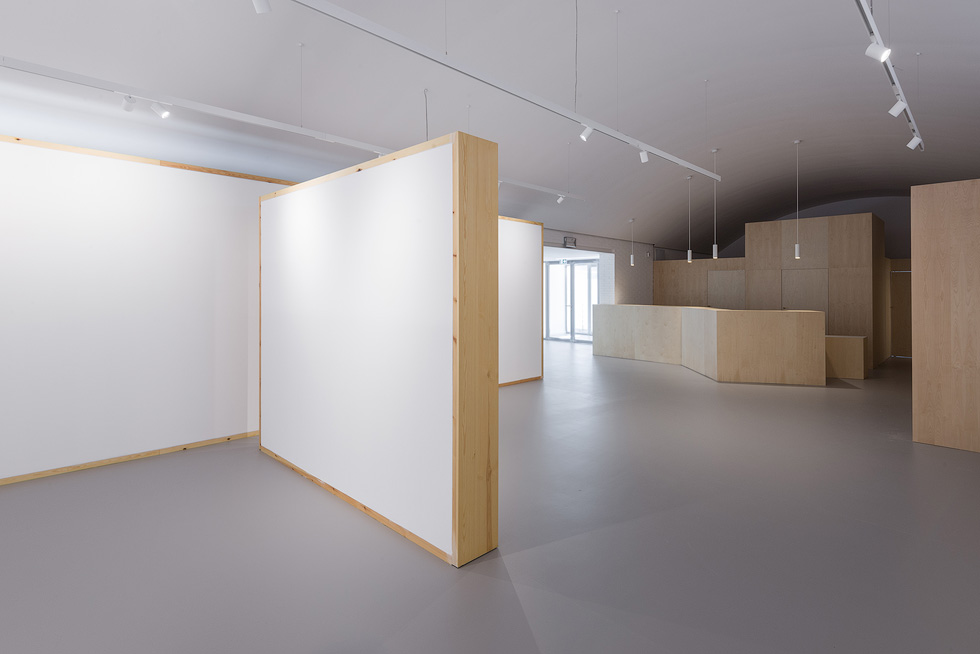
1 0 978 250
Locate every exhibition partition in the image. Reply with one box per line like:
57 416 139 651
499 216 543 386
0 135 279 485
260 132 499 566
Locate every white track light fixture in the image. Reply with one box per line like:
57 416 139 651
853 0 923 151
150 102 171 119
121 95 136 112
687 175 693 263
579 125 593 142
794 139 802 260
252 0 272 13
557 194 565 204
889 99 908 117
639 150 649 164
865 42 891 63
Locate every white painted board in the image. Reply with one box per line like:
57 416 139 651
0 140 273 481
261 144 454 555
499 219 543 384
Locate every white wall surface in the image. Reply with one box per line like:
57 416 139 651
499 219 542 384
0 141 273 481
261 144 454 555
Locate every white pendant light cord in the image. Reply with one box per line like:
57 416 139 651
688 175 692 251
713 149 717 247
796 139 800 244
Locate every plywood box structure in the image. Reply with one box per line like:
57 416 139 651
653 213 890 368
261 132 498 566
911 178 980 453
826 335 868 380
594 305 825 386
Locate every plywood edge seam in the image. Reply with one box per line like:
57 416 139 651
0 431 259 487
499 376 543 387
0 134 295 186
258 446 454 565
261 132 458 202
499 215 544 226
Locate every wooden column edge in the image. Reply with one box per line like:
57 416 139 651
0 431 259 487
258 446 453 565
499 376 543 387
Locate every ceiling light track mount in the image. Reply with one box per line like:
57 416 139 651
289 0 720 182
853 0 923 151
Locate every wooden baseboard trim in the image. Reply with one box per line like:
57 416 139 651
499 376 543 387
0 431 259 487
259 445 453 566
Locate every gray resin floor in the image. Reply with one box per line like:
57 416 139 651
3 342 980 653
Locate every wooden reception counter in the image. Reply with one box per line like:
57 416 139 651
594 305 826 386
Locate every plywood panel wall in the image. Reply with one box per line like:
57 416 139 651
782 217 829 270
911 178 980 453
745 221 781 269
707 270 746 309
890 271 912 357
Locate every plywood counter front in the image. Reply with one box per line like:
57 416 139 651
594 305 826 386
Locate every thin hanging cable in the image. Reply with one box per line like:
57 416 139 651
298 43 304 128
704 80 709 167
615 9 621 130
424 88 429 141
796 140 800 243
444 0 448 55
713 149 717 246
688 176 692 251
631 220 634 259
574 0 579 112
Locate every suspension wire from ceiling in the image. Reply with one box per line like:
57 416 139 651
704 79 709 167
615 9 620 131
444 0 448 56
299 42 304 128
423 88 429 141
574 0 579 112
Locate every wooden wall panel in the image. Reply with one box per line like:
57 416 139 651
681 307 717 379
633 306 683 364
782 216 829 270
890 271 912 357
745 269 782 310
715 310 825 386
828 213 873 268
653 260 707 306
592 305 635 359
912 179 980 453
890 258 912 271
781 269 828 330
828 267 874 370
745 221 781 269
826 336 867 379
872 216 890 365
707 270 746 309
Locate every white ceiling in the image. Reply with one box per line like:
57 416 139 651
1 0 978 251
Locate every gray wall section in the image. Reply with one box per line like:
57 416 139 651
543 228 655 305
721 195 911 259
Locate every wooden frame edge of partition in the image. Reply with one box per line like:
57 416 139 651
452 132 499 568
498 215 544 227
499 376 543 387
0 431 259 487
258 446 453 565
0 134 296 186
260 132 457 203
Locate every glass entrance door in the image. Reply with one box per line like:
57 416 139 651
544 258 599 342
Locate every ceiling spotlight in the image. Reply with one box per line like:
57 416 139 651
252 0 272 13
150 102 171 119
888 99 908 117
580 125 593 142
121 95 136 112
865 42 891 63
639 150 649 164
557 195 565 204
907 135 923 150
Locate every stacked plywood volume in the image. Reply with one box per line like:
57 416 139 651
654 213 890 373
911 179 980 453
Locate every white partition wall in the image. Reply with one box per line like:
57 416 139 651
0 136 275 484
260 133 498 567
499 217 543 385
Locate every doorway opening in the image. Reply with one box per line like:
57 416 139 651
544 247 608 343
